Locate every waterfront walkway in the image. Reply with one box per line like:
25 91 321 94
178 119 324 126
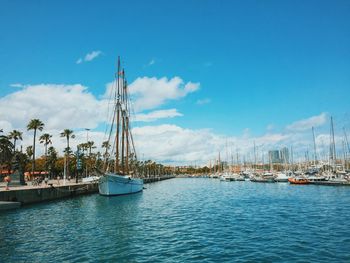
0 179 88 192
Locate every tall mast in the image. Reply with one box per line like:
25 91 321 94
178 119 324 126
115 57 121 173
312 126 317 165
121 69 126 174
344 127 350 154
253 141 256 172
330 116 336 171
125 78 129 175
290 145 294 171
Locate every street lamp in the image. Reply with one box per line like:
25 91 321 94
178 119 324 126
85 128 90 177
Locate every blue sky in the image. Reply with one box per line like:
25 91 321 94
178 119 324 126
0 0 349 164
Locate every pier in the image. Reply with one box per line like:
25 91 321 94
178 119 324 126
0 176 175 210
0 181 99 206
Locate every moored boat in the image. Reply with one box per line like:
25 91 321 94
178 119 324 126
98 57 143 196
288 177 309 184
274 172 289 182
251 173 275 183
99 173 143 196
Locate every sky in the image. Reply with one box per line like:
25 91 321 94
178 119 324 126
0 0 350 165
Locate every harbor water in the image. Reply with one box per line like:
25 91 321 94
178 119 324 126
1 178 350 262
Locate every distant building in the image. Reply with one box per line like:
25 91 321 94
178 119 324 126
268 147 290 164
269 150 281 163
280 147 289 164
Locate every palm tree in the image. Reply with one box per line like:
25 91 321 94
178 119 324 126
27 119 44 176
26 146 33 159
87 141 96 156
86 141 96 176
39 133 52 157
60 129 75 150
47 146 58 178
40 133 52 172
8 130 23 152
0 134 14 172
102 141 110 158
60 129 75 178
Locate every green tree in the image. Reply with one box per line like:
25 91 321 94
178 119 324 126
0 134 14 172
39 133 52 171
8 130 23 152
27 119 44 175
60 129 75 178
47 146 58 178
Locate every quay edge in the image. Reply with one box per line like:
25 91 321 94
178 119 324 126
0 176 175 206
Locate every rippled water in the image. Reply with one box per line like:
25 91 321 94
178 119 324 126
1 178 350 262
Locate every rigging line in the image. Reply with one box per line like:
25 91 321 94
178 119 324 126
103 82 118 170
129 121 137 161
104 80 116 135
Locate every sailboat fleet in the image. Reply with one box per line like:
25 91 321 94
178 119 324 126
207 117 350 186
98 57 143 196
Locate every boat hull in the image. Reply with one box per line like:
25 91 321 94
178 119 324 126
275 178 289 182
288 178 309 185
99 173 143 196
251 178 275 183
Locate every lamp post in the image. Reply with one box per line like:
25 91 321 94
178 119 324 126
85 128 90 177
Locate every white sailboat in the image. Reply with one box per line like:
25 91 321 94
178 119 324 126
99 57 144 196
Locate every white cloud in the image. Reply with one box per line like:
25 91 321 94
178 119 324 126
132 125 220 163
133 109 183 122
0 76 200 159
255 133 290 146
10 83 26 88
148 59 155 66
76 50 103 64
286 112 327 132
129 76 200 111
85 50 102 61
131 124 296 165
196 98 211 105
1 80 338 166
0 84 107 131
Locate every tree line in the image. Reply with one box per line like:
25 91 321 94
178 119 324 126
0 119 186 180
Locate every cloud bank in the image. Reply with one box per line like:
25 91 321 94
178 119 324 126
0 80 339 165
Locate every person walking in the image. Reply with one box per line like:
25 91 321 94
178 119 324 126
4 175 11 190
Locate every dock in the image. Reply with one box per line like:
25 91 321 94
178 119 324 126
0 176 175 208
0 181 99 205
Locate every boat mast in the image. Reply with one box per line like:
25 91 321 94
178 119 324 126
344 128 350 170
124 78 129 175
121 69 126 174
344 127 350 155
253 141 256 172
290 145 294 171
115 57 121 173
330 116 336 171
312 126 317 165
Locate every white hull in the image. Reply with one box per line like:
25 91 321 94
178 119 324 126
99 173 143 196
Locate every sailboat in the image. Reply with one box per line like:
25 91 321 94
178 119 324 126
99 57 144 196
